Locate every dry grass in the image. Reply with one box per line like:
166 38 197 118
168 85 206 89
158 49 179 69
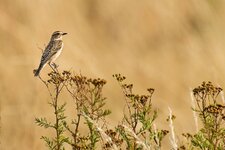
1 0 225 149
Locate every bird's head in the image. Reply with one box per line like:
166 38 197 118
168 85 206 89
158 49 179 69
51 31 67 40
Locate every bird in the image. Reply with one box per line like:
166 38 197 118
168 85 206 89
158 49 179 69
34 31 67 76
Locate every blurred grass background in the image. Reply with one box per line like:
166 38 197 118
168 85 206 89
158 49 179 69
1 0 225 149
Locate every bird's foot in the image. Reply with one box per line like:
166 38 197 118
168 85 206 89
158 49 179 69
50 62 59 69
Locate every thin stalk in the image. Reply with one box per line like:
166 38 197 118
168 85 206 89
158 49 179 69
168 107 177 150
54 85 60 150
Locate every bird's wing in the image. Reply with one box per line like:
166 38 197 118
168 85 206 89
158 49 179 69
41 40 63 64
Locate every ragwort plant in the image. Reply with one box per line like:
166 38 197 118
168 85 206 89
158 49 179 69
35 71 69 150
111 74 169 150
182 82 225 150
35 68 111 150
63 71 111 149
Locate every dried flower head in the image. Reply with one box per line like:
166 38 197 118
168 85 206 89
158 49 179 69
112 74 126 82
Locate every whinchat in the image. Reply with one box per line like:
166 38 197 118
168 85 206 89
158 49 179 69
34 31 67 76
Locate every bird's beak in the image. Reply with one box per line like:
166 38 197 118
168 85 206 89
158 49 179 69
62 33 68 35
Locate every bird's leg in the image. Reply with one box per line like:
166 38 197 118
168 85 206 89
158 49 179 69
48 62 56 72
52 62 59 69
48 62 59 73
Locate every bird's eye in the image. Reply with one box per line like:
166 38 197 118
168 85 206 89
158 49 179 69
53 33 59 36
52 31 61 37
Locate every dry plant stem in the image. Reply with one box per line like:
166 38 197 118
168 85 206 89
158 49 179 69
81 112 119 150
189 88 199 132
54 85 60 150
122 125 151 150
168 107 177 150
74 113 81 146
220 90 225 104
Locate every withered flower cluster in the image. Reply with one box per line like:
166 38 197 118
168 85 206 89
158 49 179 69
193 81 222 102
126 94 150 106
193 81 223 110
112 74 126 82
204 104 225 119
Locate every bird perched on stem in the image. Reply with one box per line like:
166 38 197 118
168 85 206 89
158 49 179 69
34 31 67 76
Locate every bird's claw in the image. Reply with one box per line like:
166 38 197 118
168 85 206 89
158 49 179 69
51 63 59 69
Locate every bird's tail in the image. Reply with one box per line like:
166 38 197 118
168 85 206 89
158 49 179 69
34 63 44 77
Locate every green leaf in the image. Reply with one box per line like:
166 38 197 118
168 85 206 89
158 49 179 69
35 118 53 128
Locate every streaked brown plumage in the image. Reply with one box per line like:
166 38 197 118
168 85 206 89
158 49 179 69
34 31 67 76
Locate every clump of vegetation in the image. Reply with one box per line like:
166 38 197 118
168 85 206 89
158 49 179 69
35 69 168 150
35 68 225 150
35 70 111 150
181 82 225 150
112 74 168 149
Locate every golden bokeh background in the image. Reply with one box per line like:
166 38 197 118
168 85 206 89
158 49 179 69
1 0 225 149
